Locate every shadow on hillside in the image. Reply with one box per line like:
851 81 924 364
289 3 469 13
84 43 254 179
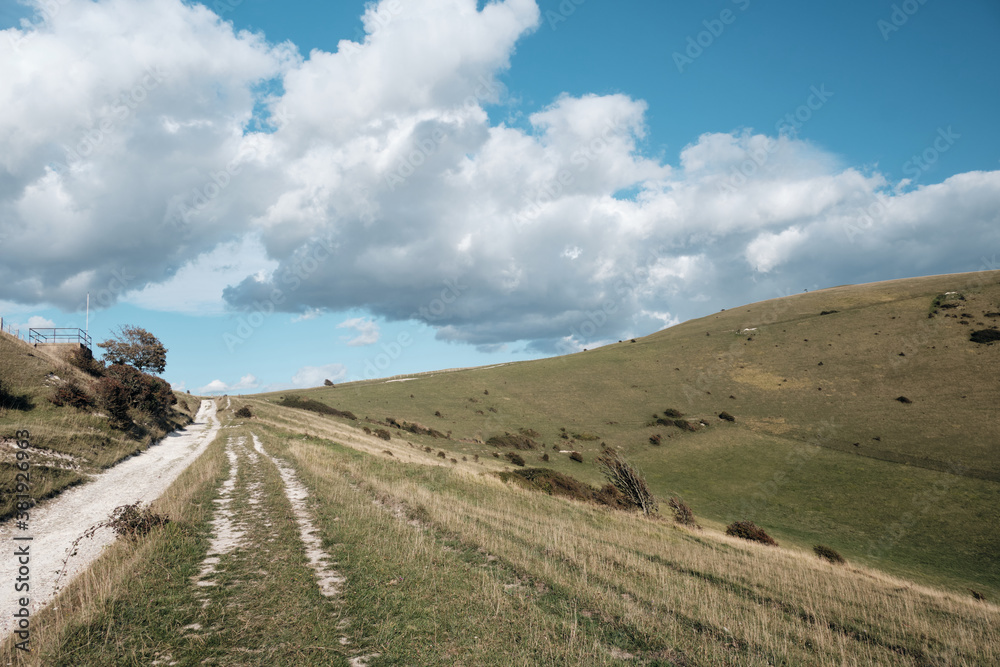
0 386 34 412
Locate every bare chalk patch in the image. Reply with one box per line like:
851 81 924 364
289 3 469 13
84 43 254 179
193 437 245 598
250 433 344 597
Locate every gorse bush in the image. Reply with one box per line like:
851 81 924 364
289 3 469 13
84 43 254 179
96 377 132 429
51 380 92 410
234 406 252 418
504 452 526 466
486 432 538 450
813 544 845 564
569 451 583 463
374 428 391 441
726 520 777 546
667 496 696 526
499 468 631 510
104 364 175 422
280 395 357 420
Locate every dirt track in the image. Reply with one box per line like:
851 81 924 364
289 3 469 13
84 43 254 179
0 400 220 641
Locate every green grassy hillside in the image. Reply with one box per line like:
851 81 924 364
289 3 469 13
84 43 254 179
0 332 198 520
257 270 1000 597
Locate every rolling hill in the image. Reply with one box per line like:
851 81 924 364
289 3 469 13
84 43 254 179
255 270 1000 597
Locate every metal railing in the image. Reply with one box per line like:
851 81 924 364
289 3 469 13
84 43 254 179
28 328 92 348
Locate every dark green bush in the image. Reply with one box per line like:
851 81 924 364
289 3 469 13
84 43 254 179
487 432 538 450
668 497 696 526
280 395 357 420
718 411 735 422
663 408 684 418
674 419 699 431
51 381 92 410
504 452 526 466
970 329 1000 344
234 406 252 418
569 451 583 463
96 377 131 429
813 544 845 564
726 520 777 546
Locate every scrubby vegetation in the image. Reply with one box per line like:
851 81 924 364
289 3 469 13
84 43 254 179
486 432 537 450
504 452 525 466
234 405 252 418
718 411 735 422
971 329 1000 344
568 451 583 463
50 380 92 410
498 467 631 509
667 496 696 526
596 449 657 515
279 395 357 420
726 520 778 546
814 544 846 564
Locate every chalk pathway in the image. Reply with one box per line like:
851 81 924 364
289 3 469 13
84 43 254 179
0 400 221 641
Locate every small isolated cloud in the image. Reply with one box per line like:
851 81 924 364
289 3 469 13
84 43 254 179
11 316 57 332
291 363 348 388
169 380 187 392
292 308 323 323
198 374 260 394
336 317 380 346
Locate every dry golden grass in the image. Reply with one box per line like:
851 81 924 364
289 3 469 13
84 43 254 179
266 411 1000 664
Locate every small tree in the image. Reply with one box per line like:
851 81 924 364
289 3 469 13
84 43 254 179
596 449 657 516
98 325 167 374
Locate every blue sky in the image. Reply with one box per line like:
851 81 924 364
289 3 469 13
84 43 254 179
1 0 998 394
